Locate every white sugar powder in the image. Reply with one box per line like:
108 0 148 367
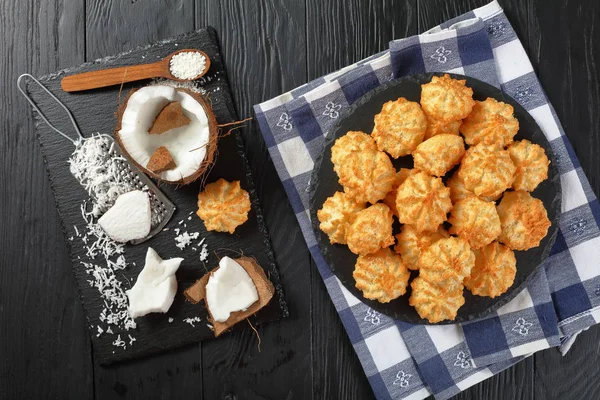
169 51 207 80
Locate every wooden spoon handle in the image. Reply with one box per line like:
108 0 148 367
61 62 167 92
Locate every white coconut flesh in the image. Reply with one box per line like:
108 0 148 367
118 85 210 182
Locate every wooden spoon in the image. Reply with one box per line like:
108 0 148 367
61 49 211 92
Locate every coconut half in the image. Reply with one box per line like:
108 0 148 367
116 85 217 184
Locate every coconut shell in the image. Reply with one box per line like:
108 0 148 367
147 146 177 174
183 256 275 337
148 101 191 134
115 87 218 185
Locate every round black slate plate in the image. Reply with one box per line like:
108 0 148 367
309 72 562 324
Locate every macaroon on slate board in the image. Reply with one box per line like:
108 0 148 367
310 73 562 324
27 28 287 365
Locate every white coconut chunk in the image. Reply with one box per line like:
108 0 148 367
126 247 183 319
98 190 151 243
205 256 259 322
118 85 210 182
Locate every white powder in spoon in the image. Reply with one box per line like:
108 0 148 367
169 51 207 80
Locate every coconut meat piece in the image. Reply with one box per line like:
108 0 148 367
118 85 210 182
126 247 183 319
205 256 259 322
98 190 151 243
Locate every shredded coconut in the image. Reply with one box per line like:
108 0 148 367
199 238 209 262
174 231 200 250
168 317 174 323
169 51 206 80
112 335 126 349
183 316 202 327
69 135 135 218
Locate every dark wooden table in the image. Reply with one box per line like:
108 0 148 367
2 0 600 399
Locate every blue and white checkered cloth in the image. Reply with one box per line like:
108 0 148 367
254 2 600 399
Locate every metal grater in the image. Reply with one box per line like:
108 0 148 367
18 74 175 244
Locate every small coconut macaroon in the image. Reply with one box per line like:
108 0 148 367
465 241 517 298
420 74 475 122
409 277 465 323
496 190 551 250
458 144 516 200
353 248 410 303
507 139 550 192
394 224 449 270
412 134 465 177
317 191 366 245
116 85 217 184
449 196 502 249
197 179 251 234
371 97 427 158
345 203 395 256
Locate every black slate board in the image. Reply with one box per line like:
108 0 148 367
26 28 287 365
310 73 561 324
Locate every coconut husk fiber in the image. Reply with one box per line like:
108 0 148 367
184 256 275 337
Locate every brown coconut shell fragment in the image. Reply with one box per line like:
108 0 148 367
147 146 177 174
184 256 275 337
115 87 218 185
148 101 191 134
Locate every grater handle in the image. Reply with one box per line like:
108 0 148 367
17 74 84 144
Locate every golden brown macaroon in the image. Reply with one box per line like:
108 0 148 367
395 171 453 232
465 241 517 298
346 203 395 255
412 134 466 177
458 144 516 200
371 98 427 158
338 149 396 204
447 171 498 203
449 196 502 249
317 191 366 245
197 179 251 234
353 248 411 303
330 131 378 175
507 139 550 192
382 168 415 217
409 277 465 323
424 112 462 140
394 224 449 270
496 191 551 250
460 98 519 148
420 74 475 122
418 237 475 292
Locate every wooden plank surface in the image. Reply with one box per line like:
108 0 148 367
0 0 93 399
3 0 600 399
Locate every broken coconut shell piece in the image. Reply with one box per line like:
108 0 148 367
148 101 191 135
147 146 177 174
115 85 217 185
184 256 275 337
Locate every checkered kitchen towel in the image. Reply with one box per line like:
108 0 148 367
254 1 600 399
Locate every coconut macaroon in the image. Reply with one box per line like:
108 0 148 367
317 191 366 245
395 171 453 232
465 242 517 298
449 196 502 249
460 98 519 148
345 203 395 255
409 277 466 323
458 144 516 200
447 171 497 203
420 74 475 122
418 237 476 292
382 168 415 217
394 224 449 270
412 134 466 177
423 112 462 140
330 131 378 175
371 98 427 158
338 149 396 204
116 85 217 184
507 139 550 192
197 179 251 234
353 248 410 303
496 191 551 250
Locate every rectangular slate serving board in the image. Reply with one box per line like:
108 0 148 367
26 27 287 365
